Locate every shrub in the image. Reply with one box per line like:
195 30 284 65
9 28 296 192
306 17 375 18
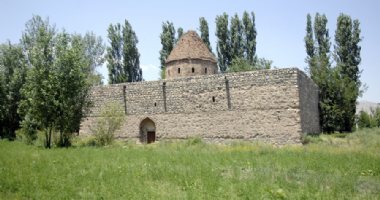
90 102 125 146
16 115 38 145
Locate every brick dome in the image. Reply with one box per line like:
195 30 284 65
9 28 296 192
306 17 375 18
166 31 216 64
165 30 217 79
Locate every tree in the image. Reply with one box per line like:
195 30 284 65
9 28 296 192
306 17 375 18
334 14 362 132
215 13 230 72
106 23 123 83
53 32 91 146
159 21 176 70
122 20 142 82
19 16 92 148
0 42 28 139
19 16 57 148
81 32 106 85
228 57 271 73
177 27 183 42
230 14 243 60
242 11 257 64
199 17 212 52
305 13 344 133
374 107 380 128
106 20 142 84
305 14 315 73
357 111 372 129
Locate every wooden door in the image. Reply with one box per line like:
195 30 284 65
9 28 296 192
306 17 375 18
147 131 155 144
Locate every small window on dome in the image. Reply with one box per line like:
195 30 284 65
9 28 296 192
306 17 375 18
205 68 208 74
178 68 180 74
192 67 195 73
212 96 215 102
154 102 157 107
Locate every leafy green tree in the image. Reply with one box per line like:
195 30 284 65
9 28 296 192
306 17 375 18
106 23 123 83
122 20 142 82
357 111 372 129
159 21 176 70
19 16 92 148
305 13 344 133
106 20 142 84
0 42 28 139
215 13 230 72
199 17 212 52
228 57 271 73
19 16 57 148
53 32 91 147
334 14 362 132
81 32 105 85
177 27 183 42
242 11 257 64
374 107 380 128
230 14 243 60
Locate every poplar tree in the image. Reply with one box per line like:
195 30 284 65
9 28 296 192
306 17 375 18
106 23 123 84
177 27 183 42
230 14 243 60
199 17 212 52
305 13 340 133
122 20 142 82
242 11 257 64
106 20 142 83
159 21 176 70
215 13 230 72
334 14 362 132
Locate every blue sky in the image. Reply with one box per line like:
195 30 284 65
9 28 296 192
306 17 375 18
1 0 379 102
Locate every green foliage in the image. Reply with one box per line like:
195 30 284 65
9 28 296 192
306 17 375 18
358 111 372 129
242 11 257 65
81 32 106 86
215 12 231 72
0 42 28 139
19 15 91 148
106 20 142 84
334 14 362 132
199 17 212 52
1 128 379 199
177 27 183 41
160 66 166 80
304 13 362 133
375 107 380 127
216 11 259 72
159 21 176 70
90 102 125 146
230 14 244 59
228 57 271 73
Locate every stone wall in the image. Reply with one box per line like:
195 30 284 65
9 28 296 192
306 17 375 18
80 68 320 145
298 71 320 134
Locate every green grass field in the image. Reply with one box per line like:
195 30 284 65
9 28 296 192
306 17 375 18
1 129 379 199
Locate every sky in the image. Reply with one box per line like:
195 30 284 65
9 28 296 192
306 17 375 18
0 0 379 102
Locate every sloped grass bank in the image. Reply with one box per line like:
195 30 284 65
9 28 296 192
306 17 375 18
0 129 379 199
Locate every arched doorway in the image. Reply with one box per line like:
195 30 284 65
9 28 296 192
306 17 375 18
139 118 156 144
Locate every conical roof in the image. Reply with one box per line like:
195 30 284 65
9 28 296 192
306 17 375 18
165 30 217 64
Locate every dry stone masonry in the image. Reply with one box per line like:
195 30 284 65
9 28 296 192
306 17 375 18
80 31 320 145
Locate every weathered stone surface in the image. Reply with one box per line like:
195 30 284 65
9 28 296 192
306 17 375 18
80 68 320 145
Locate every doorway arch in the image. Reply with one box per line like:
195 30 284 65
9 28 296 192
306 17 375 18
139 118 156 144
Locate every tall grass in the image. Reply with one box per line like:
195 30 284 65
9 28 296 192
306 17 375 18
0 129 379 199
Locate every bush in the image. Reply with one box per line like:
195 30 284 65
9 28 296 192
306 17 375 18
90 102 125 146
16 115 38 144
